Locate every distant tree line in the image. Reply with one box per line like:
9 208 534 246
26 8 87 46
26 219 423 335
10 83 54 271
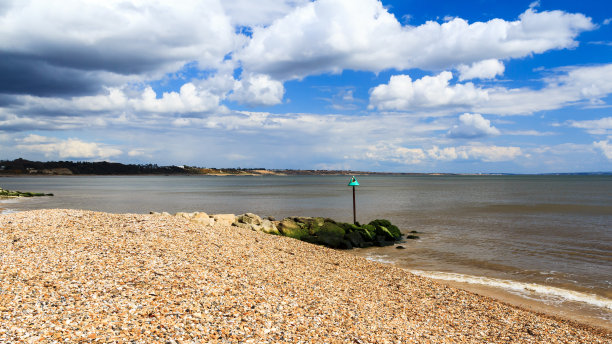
0 158 187 175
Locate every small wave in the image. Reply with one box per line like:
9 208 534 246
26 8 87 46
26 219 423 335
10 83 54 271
410 270 612 311
364 254 395 264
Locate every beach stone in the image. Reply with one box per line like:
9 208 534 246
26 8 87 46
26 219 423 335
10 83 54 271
212 214 236 226
396 245 406 249
260 219 279 235
191 212 214 226
174 212 194 220
233 222 255 231
237 213 262 225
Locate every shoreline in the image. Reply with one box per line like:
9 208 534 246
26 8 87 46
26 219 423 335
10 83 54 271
351 248 612 333
1 209 610 342
438 279 612 332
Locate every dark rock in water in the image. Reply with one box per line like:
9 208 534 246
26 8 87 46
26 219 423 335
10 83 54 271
405 235 420 240
396 245 406 249
410 230 419 234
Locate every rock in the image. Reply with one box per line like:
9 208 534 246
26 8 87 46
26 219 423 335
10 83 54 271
191 212 214 226
303 233 352 249
369 219 402 240
175 212 194 220
396 245 406 249
161 212 171 216
405 234 420 240
260 219 280 235
149 211 160 215
345 231 365 248
237 213 262 225
212 214 236 226
233 222 255 231
266 216 276 221
277 219 308 239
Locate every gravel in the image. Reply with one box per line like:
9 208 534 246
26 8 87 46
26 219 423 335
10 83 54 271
1 209 610 343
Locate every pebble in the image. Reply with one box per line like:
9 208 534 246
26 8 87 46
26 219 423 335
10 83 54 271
0 209 610 343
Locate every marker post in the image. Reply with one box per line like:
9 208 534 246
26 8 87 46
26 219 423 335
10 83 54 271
348 176 360 225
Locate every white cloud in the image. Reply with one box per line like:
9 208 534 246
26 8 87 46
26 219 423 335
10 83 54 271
593 140 612 159
0 0 238 72
369 72 488 111
369 64 612 115
0 0 242 97
475 64 612 115
448 113 500 138
133 83 225 113
16 82 228 115
360 143 522 164
567 117 612 135
457 59 505 81
237 0 594 80
17 135 122 159
462 145 522 162
427 145 521 162
229 74 285 106
220 0 310 27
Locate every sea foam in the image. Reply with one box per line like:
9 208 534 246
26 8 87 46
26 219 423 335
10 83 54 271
409 269 612 311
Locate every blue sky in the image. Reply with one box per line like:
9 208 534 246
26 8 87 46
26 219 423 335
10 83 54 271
0 0 611 173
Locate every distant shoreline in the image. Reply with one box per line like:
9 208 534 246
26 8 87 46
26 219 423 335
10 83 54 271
2 158 610 176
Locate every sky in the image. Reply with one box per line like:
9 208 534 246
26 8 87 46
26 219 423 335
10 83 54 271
0 0 611 173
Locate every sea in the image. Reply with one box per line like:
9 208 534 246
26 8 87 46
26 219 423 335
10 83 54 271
1 174 611 326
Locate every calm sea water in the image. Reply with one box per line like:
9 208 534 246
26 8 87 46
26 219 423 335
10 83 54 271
1 175 611 321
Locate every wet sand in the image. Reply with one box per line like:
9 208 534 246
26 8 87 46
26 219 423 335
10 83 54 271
1 209 610 343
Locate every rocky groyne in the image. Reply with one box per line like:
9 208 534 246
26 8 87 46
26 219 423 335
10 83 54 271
0 187 53 197
151 211 415 250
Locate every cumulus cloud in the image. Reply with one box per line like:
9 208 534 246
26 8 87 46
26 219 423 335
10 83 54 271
457 59 505 81
370 64 612 115
448 113 500 139
16 135 122 159
0 0 239 96
229 74 286 106
369 72 488 111
12 82 228 116
221 0 310 27
237 0 594 80
593 140 612 159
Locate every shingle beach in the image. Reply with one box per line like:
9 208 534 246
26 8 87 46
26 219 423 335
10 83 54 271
1 209 610 343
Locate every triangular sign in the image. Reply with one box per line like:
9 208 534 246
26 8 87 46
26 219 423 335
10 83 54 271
348 176 360 186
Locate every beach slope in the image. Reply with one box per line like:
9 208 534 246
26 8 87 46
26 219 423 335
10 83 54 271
1 209 609 343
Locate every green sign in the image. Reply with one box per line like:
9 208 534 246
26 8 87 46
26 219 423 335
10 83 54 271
348 176 360 186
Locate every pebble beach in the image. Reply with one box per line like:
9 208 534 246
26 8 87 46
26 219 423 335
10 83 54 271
1 209 610 343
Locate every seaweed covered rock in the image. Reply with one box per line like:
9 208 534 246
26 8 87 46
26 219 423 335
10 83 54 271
277 219 309 239
368 219 402 241
0 187 53 197
225 213 405 250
